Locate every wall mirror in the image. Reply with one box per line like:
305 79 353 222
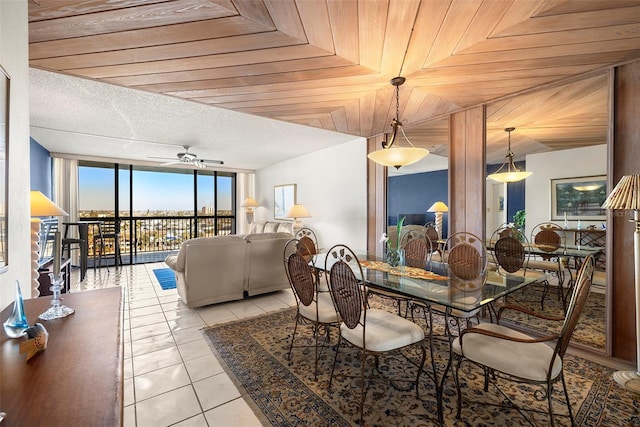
274 184 296 220
0 66 8 274
485 71 609 353
386 118 449 241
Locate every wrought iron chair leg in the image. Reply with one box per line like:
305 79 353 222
547 382 556 427
328 336 342 390
359 352 368 424
560 372 575 426
314 323 319 381
453 355 463 419
287 315 300 361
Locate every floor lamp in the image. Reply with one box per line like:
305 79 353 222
602 175 640 393
241 197 259 225
30 191 68 296
428 201 448 240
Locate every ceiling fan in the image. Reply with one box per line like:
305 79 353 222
148 145 223 168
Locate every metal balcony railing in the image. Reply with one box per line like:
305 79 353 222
76 215 235 261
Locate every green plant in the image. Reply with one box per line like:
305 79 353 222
513 210 526 230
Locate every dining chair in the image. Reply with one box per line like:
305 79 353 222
529 222 567 309
402 235 430 269
490 224 549 296
452 254 595 427
416 232 487 337
424 222 443 262
325 244 426 423
283 239 339 380
294 227 318 261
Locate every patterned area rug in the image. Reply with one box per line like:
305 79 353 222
203 301 639 426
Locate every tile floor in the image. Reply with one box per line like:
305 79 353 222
70 261 296 427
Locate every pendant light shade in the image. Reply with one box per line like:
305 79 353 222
487 127 532 183
367 77 429 169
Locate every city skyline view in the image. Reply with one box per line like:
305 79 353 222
79 165 233 212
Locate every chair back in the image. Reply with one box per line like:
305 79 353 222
424 222 439 244
100 219 121 237
402 238 429 269
325 245 365 330
283 238 315 306
294 227 318 259
531 222 565 253
556 254 595 358
445 232 487 280
490 225 528 274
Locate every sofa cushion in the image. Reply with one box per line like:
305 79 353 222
277 222 294 234
243 232 292 242
264 222 280 233
250 221 267 233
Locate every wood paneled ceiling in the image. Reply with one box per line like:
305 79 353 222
28 0 640 164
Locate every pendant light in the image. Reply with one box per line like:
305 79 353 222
486 127 532 183
367 77 429 169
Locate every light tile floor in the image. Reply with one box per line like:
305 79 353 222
70 262 296 427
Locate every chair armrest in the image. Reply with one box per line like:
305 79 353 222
497 304 564 323
459 326 559 345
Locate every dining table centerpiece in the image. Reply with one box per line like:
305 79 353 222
381 216 405 268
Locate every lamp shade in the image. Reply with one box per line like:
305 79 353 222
286 204 311 219
240 197 259 208
367 147 429 169
486 170 532 183
30 191 68 217
601 175 640 210
427 201 449 213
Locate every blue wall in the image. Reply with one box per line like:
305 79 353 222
30 137 52 196
388 162 526 238
388 169 449 237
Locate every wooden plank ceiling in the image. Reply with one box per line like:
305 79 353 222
28 0 640 163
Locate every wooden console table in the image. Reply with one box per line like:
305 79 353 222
0 287 124 426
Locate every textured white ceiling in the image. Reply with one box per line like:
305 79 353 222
29 68 361 171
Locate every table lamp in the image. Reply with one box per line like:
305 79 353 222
241 197 259 224
601 175 640 393
30 191 68 296
428 201 448 239
286 204 311 233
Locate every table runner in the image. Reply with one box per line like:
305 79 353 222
359 259 448 281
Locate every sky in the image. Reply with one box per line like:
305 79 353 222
78 166 232 212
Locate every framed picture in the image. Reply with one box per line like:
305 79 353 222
0 66 8 274
274 184 296 220
551 175 607 220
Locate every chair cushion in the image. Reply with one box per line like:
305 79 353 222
452 323 563 382
340 308 424 352
299 292 339 323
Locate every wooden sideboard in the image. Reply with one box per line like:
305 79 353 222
0 287 124 426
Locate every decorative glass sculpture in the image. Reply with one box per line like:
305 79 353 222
3 280 29 338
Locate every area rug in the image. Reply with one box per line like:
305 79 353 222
152 268 176 290
203 302 639 426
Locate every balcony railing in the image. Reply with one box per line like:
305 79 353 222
77 215 235 261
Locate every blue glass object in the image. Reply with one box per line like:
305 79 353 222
3 280 29 338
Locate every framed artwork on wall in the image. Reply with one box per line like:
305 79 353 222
0 65 9 274
274 184 296 220
550 175 607 220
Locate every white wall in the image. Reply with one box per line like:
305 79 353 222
255 139 367 251
0 1 33 305
525 144 607 237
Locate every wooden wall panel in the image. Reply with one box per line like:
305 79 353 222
449 107 486 238
367 135 387 258
611 60 640 363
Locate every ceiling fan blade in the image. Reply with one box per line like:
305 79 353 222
200 159 224 165
148 156 177 160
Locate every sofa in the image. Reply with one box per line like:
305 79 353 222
164 221 294 307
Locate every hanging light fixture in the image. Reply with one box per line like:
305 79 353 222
367 77 429 169
487 127 532 183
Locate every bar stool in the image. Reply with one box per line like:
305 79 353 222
62 222 88 281
93 220 122 269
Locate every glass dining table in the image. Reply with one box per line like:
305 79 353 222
311 252 539 424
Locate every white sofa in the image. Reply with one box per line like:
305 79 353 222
165 221 294 307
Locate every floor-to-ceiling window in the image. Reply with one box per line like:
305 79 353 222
78 161 236 264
